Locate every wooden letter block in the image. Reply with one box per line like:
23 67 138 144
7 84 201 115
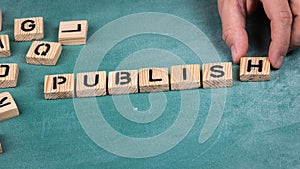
0 92 19 121
0 34 10 57
170 64 201 90
240 57 270 81
44 74 75 100
202 62 233 88
139 68 169 93
58 20 88 45
0 64 18 88
0 9 2 31
76 71 107 98
108 70 138 95
26 41 62 66
14 17 44 42
0 143 2 154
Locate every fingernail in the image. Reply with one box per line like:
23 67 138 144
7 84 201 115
275 56 285 68
231 46 238 62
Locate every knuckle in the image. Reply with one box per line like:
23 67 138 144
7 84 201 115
222 28 235 45
279 11 293 26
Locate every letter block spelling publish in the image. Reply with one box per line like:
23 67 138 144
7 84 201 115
170 64 201 90
44 74 75 99
0 64 18 88
202 62 233 88
0 34 10 57
26 41 62 66
139 68 169 93
14 17 44 41
76 71 107 98
240 57 270 82
0 92 19 121
108 70 138 95
58 20 88 45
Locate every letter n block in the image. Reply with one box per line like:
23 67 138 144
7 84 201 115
0 34 10 57
0 92 19 122
0 64 18 88
108 70 138 95
14 17 44 42
139 68 169 93
76 71 107 98
44 74 75 100
170 64 201 90
240 57 270 82
26 41 62 66
58 20 88 45
202 62 233 88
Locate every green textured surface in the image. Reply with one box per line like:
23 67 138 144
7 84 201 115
0 0 300 168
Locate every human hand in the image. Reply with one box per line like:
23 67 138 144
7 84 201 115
218 0 300 69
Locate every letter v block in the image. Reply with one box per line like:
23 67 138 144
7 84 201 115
108 70 138 95
202 62 233 88
0 35 10 57
26 41 62 66
76 71 107 98
0 92 19 121
0 64 18 88
240 57 270 81
14 17 44 42
139 68 169 93
58 20 88 45
44 74 75 99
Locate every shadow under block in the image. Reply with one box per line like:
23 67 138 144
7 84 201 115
0 64 18 88
108 70 138 95
0 92 19 122
58 20 88 45
44 74 75 100
240 57 270 82
139 68 169 93
0 10 2 31
76 71 107 98
202 62 233 88
14 17 44 42
0 34 10 57
26 41 62 65
170 64 201 90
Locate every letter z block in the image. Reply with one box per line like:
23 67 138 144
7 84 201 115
0 34 10 57
0 92 19 122
14 17 44 42
139 68 169 93
58 20 88 45
44 74 75 100
240 57 270 82
108 70 138 95
0 64 18 88
202 62 233 88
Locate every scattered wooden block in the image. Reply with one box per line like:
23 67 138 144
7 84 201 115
0 34 10 57
44 74 75 99
0 9 2 31
14 17 44 42
0 143 2 154
76 71 107 98
139 68 169 93
240 57 270 81
58 20 88 45
108 70 138 95
26 41 62 66
202 62 233 88
0 92 19 121
0 64 18 88
170 64 201 90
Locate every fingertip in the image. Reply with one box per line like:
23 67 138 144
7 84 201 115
269 55 285 69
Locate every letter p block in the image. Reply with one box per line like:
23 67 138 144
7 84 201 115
44 74 75 100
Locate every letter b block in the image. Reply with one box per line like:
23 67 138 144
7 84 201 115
44 74 75 100
202 62 233 88
240 57 270 81
14 17 44 42
108 70 138 95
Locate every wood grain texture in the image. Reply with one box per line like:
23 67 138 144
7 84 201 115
44 74 75 100
240 57 270 82
170 64 201 90
0 34 10 57
26 41 62 65
14 17 44 42
202 62 233 88
108 70 138 95
0 143 2 154
139 68 169 93
0 9 2 31
58 20 88 45
0 63 18 88
0 92 19 122
76 71 107 98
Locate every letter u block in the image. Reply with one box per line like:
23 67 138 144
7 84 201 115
44 74 75 100
202 62 233 88
14 17 44 42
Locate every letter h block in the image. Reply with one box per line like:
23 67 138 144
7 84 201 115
202 62 233 88
14 17 44 42
44 74 75 100
240 57 270 81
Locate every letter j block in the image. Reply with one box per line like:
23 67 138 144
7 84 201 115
14 17 44 42
44 74 75 100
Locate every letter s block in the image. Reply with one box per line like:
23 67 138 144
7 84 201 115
202 62 233 88
44 74 75 100
14 17 44 42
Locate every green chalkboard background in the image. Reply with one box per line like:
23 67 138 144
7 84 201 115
0 0 300 168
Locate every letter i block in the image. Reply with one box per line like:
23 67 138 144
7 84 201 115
0 64 18 88
26 41 62 66
58 20 88 45
44 74 75 100
76 71 107 98
14 17 44 42
202 62 233 88
0 35 10 57
108 70 138 95
170 64 201 90
139 68 169 93
240 57 270 82
0 92 19 122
